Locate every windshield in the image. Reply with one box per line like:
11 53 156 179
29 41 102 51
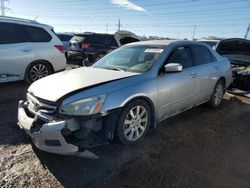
92 45 165 73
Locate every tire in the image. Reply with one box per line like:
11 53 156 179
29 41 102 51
116 99 152 145
25 61 53 84
208 79 225 107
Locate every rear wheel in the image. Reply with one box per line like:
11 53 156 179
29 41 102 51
25 61 53 84
116 100 152 145
208 80 225 107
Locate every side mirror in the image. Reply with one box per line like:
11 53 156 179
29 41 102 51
164 63 183 73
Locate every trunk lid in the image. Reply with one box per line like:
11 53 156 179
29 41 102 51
114 31 140 46
216 38 250 65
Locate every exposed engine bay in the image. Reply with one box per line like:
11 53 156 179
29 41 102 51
216 38 250 96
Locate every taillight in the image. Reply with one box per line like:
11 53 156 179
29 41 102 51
82 43 90 49
54 45 65 53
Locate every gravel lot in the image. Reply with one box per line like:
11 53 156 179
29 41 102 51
1 74 250 188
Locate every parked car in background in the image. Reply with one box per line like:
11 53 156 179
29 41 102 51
216 38 250 91
0 16 66 83
18 40 232 157
56 33 74 50
198 39 220 49
67 30 140 66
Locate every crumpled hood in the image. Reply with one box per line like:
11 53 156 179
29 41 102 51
28 67 139 102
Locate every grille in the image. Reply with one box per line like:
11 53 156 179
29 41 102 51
27 93 57 115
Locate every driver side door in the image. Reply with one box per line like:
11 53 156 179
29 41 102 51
157 46 198 121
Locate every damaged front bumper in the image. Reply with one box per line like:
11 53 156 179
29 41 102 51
17 100 118 158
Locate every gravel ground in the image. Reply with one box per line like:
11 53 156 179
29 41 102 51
1 75 250 188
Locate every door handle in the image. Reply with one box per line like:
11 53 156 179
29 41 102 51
22 49 32 53
189 73 197 78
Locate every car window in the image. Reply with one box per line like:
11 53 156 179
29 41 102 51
64 35 73 41
166 46 193 69
25 25 52 42
57 34 73 41
92 34 105 44
191 45 215 66
0 22 31 44
58 34 72 41
119 37 140 45
93 45 165 73
57 34 65 41
104 35 118 47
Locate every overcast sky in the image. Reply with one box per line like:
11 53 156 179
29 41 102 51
5 0 250 39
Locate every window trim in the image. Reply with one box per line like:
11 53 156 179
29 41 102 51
0 22 31 44
0 22 52 44
190 44 216 67
24 25 52 43
158 45 194 76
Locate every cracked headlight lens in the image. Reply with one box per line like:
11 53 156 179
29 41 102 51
60 94 106 115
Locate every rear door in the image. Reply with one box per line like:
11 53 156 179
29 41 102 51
190 44 220 103
157 46 198 121
0 22 33 76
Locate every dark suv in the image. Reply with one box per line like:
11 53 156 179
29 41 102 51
67 31 140 66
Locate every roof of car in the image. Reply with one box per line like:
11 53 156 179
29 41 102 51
126 39 205 46
75 32 114 36
0 16 52 28
57 33 74 36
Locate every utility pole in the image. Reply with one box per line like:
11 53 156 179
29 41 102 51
1 0 8 16
192 25 196 40
105 24 109 33
117 19 122 31
244 22 250 39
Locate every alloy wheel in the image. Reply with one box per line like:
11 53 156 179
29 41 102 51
30 64 49 81
123 105 148 141
214 84 224 105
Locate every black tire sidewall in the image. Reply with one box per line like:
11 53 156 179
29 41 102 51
25 62 52 84
116 99 152 145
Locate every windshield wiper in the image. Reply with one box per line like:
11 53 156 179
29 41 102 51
105 67 126 72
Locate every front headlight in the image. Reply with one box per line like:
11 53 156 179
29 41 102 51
59 94 106 116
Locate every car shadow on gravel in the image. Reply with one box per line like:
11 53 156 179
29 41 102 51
0 81 30 145
30 99 250 188
0 81 28 102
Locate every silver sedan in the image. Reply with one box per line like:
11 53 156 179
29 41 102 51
18 40 232 157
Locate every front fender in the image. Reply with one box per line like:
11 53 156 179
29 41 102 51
100 78 158 120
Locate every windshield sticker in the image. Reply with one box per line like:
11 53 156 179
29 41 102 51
145 49 164 53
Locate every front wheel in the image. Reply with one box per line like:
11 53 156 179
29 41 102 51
116 100 152 145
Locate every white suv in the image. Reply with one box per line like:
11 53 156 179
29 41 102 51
0 16 66 83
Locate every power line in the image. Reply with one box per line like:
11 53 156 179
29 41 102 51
12 6 250 23
6 0 249 38
14 3 249 15
12 10 249 23
18 0 250 8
